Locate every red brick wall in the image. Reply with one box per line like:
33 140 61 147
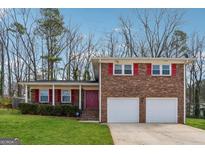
101 63 184 123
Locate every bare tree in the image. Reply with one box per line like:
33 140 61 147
135 9 184 57
0 14 12 96
119 17 137 57
187 33 205 117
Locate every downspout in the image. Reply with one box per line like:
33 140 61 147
184 64 186 124
99 59 102 122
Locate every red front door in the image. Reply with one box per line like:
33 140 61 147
85 90 99 109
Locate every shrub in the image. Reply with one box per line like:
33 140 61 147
38 104 54 116
18 103 80 117
19 103 39 114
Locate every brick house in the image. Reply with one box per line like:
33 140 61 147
19 57 194 124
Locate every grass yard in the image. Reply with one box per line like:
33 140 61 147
186 118 205 130
0 109 113 145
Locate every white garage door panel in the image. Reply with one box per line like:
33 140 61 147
107 98 139 123
146 98 178 123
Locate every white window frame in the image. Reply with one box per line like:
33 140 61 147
61 90 71 104
162 64 171 76
113 64 123 75
152 64 160 76
152 64 172 76
39 89 49 103
113 64 133 76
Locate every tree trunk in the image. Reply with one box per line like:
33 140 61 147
0 42 4 97
194 84 200 117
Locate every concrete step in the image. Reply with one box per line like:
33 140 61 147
80 109 99 121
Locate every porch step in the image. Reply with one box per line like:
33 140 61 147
80 109 99 121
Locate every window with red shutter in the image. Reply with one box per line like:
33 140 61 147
108 63 113 75
146 64 152 75
172 64 177 76
134 63 139 75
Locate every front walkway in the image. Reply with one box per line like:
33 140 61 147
109 123 205 145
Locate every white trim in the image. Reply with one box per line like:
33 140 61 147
39 89 49 103
19 82 99 86
108 97 139 100
79 85 82 110
25 85 28 103
92 57 195 64
61 89 71 104
52 84 55 106
146 97 178 123
184 64 186 124
99 61 102 122
113 63 133 76
146 97 178 100
152 64 172 76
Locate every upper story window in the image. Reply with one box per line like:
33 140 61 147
40 90 48 103
152 65 160 75
152 64 171 76
162 65 170 75
61 90 71 103
114 64 133 75
114 64 122 74
124 64 132 74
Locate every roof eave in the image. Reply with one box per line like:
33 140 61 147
91 57 196 64
18 82 99 86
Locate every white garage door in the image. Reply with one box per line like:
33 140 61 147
107 98 139 123
146 98 178 123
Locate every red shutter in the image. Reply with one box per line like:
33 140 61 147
35 89 39 102
49 89 52 103
146 64 152 75
55 89 61 102
134 63 139 75
58 89 61 102
71 89 79 105
108 63 113 75
172 64 177 76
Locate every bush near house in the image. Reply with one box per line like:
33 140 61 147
18 103 80 117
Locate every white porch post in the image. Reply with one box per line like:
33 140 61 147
25 85 28 103
79 85 82 110
52 84 55 106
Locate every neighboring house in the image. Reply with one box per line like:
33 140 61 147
19 57 194 124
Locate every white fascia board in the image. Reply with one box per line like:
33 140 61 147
91 57 196 64
18 82 99 86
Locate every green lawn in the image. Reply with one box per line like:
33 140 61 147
186 118 205 130
0 109 113 145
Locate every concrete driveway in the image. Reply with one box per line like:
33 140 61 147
109 124 205 145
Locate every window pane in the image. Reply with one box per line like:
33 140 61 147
162 65 169 70
153 65 160 70
40 90 48 102
162 70 170 75
41 96 48 102
124 65 132 74
62 90 71 102
152 65 160 75
63 96 70 102
153 70 160 75
162 65 170 75
114 64 122 74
